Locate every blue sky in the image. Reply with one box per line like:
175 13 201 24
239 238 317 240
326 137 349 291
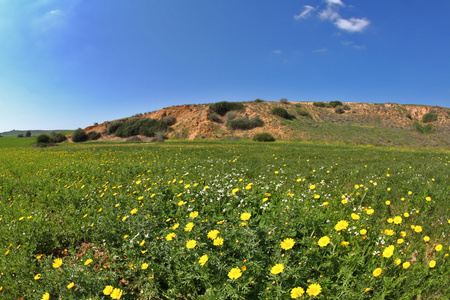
0 0 449 131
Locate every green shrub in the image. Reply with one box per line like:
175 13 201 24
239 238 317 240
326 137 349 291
71 129 88 143
225 111 237 121
107 122 122 135
334 106 345 114
17 134 24 138
414 122 435 134
329 101 343 108
253 133 275 142
211 101 244 116
52 133 67 143
313 102 327 108
162 115 176 126
36 134 52 144
296 109 311 118
280 98 288 103
422 113 438 123
343 105 351 111
226 116 264 130
406 112 413 120
115 118 167 138
87 131 101 141
209 112 222 123
271 107 295 120
254 99 264 103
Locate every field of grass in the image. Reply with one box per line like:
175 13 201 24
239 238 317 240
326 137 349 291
0 140 449 299
0 136 37 148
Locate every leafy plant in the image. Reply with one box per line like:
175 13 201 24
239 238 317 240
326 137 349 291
71 128 88 142
162 116 176 126
114 118 168 138
271 107 295 120
422 113 438 123
210 101 245 116
253 133 275 142
329 101 343 108
107 122 122 135
226 116 264 130
87 131 101 141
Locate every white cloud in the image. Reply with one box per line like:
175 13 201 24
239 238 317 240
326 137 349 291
313 47 328 53
341 40 366 49
319 5 340 21
294 5 315 20
335 17 370 33
272 49 282 54
325 0 344 6
31 9 66 34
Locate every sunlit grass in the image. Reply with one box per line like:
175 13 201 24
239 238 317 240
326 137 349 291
0 141 448 299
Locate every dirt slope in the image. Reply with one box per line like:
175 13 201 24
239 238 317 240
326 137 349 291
82 101 450 147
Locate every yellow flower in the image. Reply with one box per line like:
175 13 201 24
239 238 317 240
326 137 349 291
335 220 349 231
318 236 330 247
213 237 224 246
384 229 395 236
36 254 43 259
111 288 123 299
385 201 391 205
199 254 208 266
141 263 149 270
166 233 176 241
207 230 220 239
184 222 194 232
189 211 199 218
186 240 197 249
130 208 138 214
393 216 402 224
290 286 305 298
67 282 74 289
171 223 179 230
360 229 367 235
280 238 295 250
403 262 411 269
341 241 349 246
178 201 186 206
135 180 141 185
228 267 242 279
52 258 63 268
366 208 374 215
309 185 316 190
41 292 50 300
270 264 284 275
240 213 251 221
400 231 406 237
373 268 382 277
140 240 145 246
394 258 402 265
397 239 404 244
429 260 436 268
351 213 360 220
414 226 423 233
426 196 431 201
84 259 93 265
423 236 430 242
387 218 393 223
436 244 443 251
34 274 41 280
365 288 371 292
383 245 395 258
103 285 114 295
306 283 322 296
404 212 410 217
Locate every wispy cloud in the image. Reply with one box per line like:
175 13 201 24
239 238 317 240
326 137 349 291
325 0 344 6
335 17 370 33
31 9 67 34
313 47 328 53
272 49 282 54
341 40 366 49
294 5 315 20
297 0 371 33
319 5 340 21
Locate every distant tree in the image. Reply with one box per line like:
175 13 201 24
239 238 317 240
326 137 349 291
72 128 88 142
26 131 32 137
17 134 24 138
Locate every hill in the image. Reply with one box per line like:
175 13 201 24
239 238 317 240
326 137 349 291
0 129 72 137
82 100 450 148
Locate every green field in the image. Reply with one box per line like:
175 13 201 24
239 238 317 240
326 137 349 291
0 140 449 299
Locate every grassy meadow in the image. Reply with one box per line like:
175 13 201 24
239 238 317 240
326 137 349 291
0 139 449 299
